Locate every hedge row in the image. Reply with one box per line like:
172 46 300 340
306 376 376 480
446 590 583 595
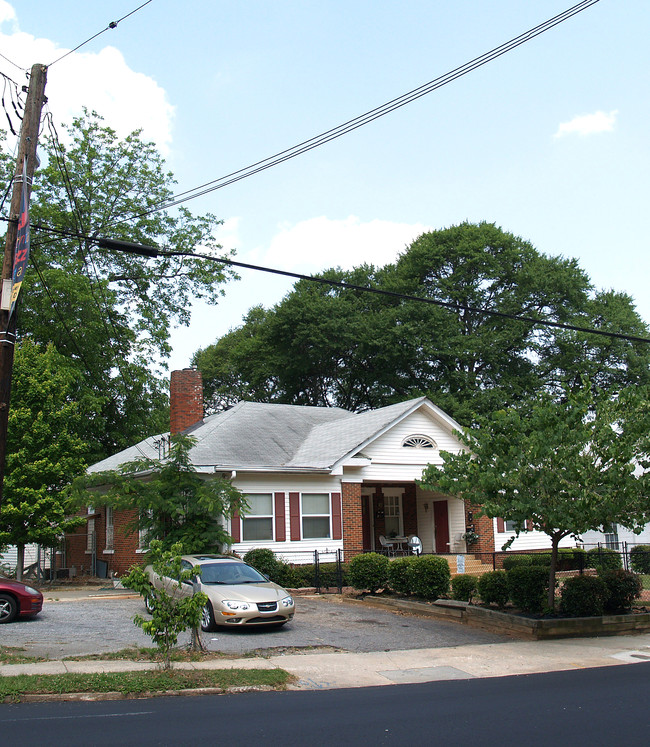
348 552 451 600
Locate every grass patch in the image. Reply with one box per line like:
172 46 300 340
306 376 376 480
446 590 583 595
0 647 49 665
64 646 242 663
0 668 292 702
640 575 650 590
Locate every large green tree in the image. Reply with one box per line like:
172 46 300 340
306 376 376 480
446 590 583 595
194 222 650 422
2 110 236 461
419 381 650 609
0 341 88 579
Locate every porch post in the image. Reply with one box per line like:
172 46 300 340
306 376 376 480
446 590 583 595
341 481 363 559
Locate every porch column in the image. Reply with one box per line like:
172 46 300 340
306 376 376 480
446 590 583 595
341 481 363 559
466 500 495 554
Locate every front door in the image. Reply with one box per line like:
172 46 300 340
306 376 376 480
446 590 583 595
433 500 450 553
361 495 372 552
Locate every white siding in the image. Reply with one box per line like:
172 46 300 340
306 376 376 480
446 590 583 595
493 522 576 552
0 544 40 570
355 409 463 482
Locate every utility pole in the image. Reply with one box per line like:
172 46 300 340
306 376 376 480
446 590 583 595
0 63 47 515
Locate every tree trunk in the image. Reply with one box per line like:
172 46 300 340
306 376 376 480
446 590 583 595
16 543 25 581
547 534 560 611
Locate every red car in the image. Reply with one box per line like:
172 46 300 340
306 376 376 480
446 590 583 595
0 577 43 623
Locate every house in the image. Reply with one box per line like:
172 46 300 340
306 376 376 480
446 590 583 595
63 369 499 576
66 369 589 577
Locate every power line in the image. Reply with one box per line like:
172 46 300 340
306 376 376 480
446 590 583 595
48 0 155 67
18 220 648 346
121 0 601 223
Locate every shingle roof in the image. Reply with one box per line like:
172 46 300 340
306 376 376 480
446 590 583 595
88 397 439 474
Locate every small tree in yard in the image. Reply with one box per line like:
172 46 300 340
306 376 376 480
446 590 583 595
74 434 246 553
419 380 650 610
122 541 208 669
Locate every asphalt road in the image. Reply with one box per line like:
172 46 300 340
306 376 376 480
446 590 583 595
2 663 649 745
0 594 508 658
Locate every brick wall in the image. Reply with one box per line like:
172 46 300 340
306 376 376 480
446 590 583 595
466 500 495 554
170 368 203 434
342 482 363 558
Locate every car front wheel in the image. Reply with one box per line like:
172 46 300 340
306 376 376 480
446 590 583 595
144 592 155 614
201 601 216 632
0 593 18 624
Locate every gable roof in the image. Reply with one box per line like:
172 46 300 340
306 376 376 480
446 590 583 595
88 397 463 475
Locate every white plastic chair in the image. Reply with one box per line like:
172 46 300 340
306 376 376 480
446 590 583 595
379 535 395 556
408 535 423 556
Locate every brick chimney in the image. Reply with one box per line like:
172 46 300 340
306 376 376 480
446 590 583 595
170 368 204 434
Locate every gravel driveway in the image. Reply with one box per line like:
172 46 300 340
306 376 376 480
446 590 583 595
0 594 510 659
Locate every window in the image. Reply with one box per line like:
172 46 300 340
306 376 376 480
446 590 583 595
105 506 114 551
302 493 331 539
384 494 403 537
504 520 520 532
138 510 153 551
242 494 274 541
402 434 436 449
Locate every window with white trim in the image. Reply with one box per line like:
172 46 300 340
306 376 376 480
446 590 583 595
384 494 403 537
105 506 114 551
402 434 437 449
301 493 331 539
242 494 274 541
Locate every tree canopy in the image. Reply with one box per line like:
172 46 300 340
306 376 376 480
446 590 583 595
193 222 650 422
2 110 236 462
0 341 88 578
418 380 650 608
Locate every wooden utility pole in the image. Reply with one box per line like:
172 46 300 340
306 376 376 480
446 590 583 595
0 63 47 514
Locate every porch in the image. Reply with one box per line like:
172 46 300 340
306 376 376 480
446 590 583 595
343 481 480 558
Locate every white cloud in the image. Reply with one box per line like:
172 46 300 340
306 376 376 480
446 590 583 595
258 215 432 273
0 5 174 154
554 110 618 138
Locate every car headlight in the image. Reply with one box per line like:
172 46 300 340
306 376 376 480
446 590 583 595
281 596 294 607
222 600 251 611
23 586 39 596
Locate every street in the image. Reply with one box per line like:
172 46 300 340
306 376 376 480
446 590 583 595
1 663 648 745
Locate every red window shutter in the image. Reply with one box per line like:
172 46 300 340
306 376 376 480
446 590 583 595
497 517 505 533
275 492 286 542
526 519 534 531
332 492 342 540
231 511 241 543
289 492 301 541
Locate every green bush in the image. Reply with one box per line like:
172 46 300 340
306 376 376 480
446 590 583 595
348 553 389 593
407 555 451 600
600 569 643 613
388 557 415 594
560 574 608 617
506 566 549 614
243 548 281 579
629 545 650 575
477 571 509 608
586 547 623 572
501 554 534 571
451 574 478 602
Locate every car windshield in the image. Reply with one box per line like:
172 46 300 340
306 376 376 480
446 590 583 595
198 562 268 585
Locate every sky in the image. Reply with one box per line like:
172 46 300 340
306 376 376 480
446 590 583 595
1 0 649 371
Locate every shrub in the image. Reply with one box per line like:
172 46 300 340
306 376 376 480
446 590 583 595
600 569 643 613
477 571 509 608
388 557 415 594
348 553 389 593
629 545 650 575
451 574 478 602
502 554 534 571
586 547 623 572
560 575 608 617
506 566 549 614
407 555 451 600
243 548 281 579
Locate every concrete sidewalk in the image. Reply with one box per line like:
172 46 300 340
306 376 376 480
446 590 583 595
2 633 650 690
